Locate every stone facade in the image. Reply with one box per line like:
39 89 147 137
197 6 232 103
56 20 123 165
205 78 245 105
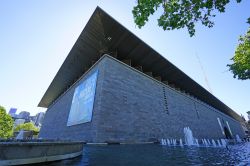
39 55 245 142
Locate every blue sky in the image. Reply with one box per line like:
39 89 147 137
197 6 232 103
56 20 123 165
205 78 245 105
0 0 249 119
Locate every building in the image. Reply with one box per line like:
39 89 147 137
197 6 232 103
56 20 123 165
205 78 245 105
34 112 45 127
8 108 17 117
18 111 30 120
240 115 249 137
29 115 37 124
39 7 245 143
14 119 25 128
247 111 250 121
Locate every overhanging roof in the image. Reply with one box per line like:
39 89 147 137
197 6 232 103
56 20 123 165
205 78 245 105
38 7 242 122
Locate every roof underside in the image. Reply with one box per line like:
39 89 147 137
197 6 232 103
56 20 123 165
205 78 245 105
38 7 242 122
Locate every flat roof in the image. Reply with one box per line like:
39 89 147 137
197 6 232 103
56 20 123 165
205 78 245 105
38 7 242 122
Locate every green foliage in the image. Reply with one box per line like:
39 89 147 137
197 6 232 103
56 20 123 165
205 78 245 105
0 106 14 139
133 0 244 36
14 122 39 133
133 0 250 80
227 28 250 80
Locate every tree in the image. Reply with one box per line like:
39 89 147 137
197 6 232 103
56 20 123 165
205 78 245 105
227 28 250 80
133 0 245 37
0 106 13 139
133 0 250 80
14 122 39 133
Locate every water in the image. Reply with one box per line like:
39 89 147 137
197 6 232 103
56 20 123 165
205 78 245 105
236 135 242 143
40 142 250 166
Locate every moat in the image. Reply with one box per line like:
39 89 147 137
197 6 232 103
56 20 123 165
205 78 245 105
40 142 250 165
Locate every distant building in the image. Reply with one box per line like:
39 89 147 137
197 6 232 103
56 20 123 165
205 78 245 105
18 111 30 120
29 115 37 124
35 112 45 127
8 108 17 117
14 119 25 128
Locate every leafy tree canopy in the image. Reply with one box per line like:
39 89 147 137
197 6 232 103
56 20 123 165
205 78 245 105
228 28 250 80
133 0 244 37
133 0 250 80
0 106 14 139
14 122 39 133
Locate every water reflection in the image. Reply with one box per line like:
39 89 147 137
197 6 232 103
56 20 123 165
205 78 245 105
41 143 250 166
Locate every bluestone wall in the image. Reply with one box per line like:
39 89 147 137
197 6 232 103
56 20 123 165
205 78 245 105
39 55 245 142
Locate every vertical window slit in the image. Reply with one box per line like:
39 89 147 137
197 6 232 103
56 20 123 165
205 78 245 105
162 87 169 114
194 102 200 119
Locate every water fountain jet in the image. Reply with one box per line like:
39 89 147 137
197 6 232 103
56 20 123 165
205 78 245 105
184 127 197 146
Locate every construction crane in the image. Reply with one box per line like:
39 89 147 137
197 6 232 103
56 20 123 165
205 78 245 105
195 53 213 94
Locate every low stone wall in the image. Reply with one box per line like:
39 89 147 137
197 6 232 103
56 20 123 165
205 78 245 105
0 141 84 165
